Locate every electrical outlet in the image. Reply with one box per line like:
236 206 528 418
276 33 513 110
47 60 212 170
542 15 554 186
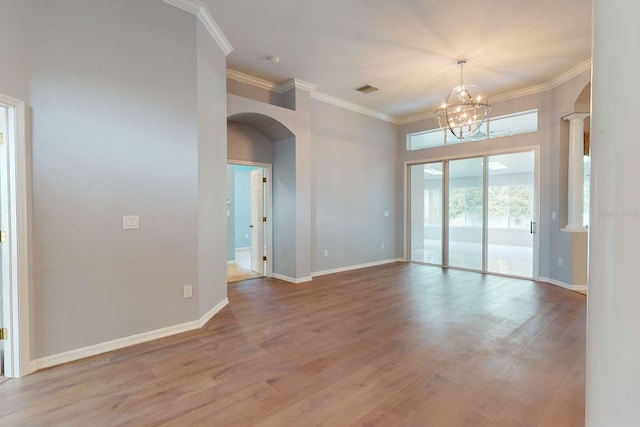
384 211 389 217
552 212 557 220
381 242 385 249
183 285 192 299
244 234 249 239
558 257 563 266
323 249 329 257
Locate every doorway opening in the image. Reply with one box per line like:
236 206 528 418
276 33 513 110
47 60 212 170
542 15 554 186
408 148 540 279
226 162 272 283
0 92 29 378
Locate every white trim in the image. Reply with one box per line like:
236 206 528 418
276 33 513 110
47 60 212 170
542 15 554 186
0 93 30 378
227 260 235 264
404 144 542 166
278 79 318 93
311 258 403 277
538 277 587 294
164 0 233 56
226 71 318 94
227 69 279 92
396 111 433 125
227 160 273 278
310 91 396 123
397 59 593 125
197 298 229 327
234 247 250 252
271 273 313 284
227 58 591 126
31 298 229 372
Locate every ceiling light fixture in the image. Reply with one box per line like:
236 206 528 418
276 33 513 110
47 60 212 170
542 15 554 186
434 60 491 140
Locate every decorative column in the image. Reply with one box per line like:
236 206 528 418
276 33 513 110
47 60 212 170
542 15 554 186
562 112 589 232
588 0 640 425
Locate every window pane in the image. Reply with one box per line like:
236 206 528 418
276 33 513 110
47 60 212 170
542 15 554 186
410 163 443 264
448 157 483 270
446 122 488 145
489 109 538 138
487 151 534 277
407 129 445 150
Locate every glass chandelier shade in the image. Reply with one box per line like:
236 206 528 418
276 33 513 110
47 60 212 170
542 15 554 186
434 60 491 140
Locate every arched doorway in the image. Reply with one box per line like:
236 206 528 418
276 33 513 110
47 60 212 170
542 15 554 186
226 113 296 283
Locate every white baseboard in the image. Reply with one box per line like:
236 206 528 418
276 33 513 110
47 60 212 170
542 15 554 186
234 247 250 252
31 298 229 372
311 258 403 277
227 260 235 264
537 277 587 294
271 273 313 284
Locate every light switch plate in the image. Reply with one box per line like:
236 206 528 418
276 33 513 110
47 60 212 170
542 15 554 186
123 215 139 230
183 285 193 299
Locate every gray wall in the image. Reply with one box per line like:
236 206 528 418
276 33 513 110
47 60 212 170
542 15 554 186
273 137 297 278
0 1 29 100
227 94 312 280
0 0 229 359
227 122 273 164
196 18 228 319
310 100 401 273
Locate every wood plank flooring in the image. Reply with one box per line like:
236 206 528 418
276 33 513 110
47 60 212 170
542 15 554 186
0 263 586 426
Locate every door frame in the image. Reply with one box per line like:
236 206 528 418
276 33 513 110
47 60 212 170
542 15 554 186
0 93 30 377
404 145 541 280
249 168 265 275
228 160 273 278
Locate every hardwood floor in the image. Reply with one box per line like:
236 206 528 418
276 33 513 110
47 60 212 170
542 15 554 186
0 263 586 426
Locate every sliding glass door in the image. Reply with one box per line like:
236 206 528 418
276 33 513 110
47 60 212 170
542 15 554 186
447 157 484 270
486 152 535 277
410 163 443 264
409 149 538 278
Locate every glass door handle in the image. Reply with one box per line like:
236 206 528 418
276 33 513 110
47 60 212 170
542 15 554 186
530 221 536 234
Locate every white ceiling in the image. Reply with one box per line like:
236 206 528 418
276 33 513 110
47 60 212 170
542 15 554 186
205 0 592 121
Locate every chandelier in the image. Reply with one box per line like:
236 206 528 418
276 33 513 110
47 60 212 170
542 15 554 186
434 60 491 140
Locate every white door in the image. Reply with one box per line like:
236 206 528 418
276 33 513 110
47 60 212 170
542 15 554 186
0 106 8 376
250 169 264 275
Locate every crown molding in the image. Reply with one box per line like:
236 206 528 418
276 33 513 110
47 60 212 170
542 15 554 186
227 58 592 126
310 91 396 123
226 69 278 92
227 68 394 121
278 79 318 93
489 82 551 104
164 0 233 56
226 70 318 94
396 111 434 125
548 58 592 89
399 59 593 125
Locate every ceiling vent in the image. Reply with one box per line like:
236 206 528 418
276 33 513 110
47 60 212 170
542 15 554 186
356 84 378 94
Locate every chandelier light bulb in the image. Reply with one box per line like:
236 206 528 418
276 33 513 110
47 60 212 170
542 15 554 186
433 59 491 140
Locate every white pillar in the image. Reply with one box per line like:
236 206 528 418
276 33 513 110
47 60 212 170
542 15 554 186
587 1 640 426
562 113 588 231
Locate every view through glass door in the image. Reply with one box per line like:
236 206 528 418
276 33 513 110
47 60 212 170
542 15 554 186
486 151 535 277
448 157 484 270
409 149 538 278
